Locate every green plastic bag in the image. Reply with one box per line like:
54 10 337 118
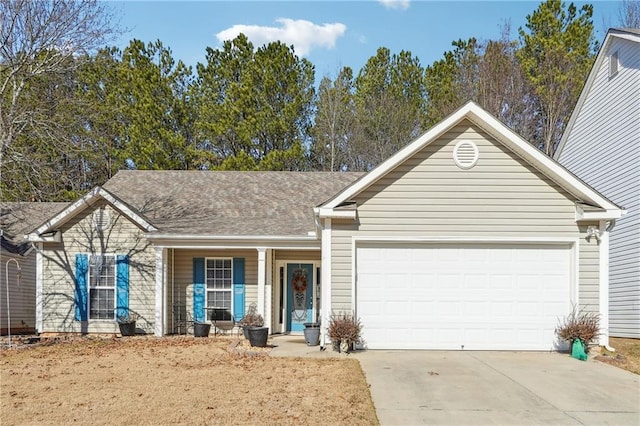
571 339 588 361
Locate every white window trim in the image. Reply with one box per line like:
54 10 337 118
204 257 234 315
609 50 619 78
88 253 116 321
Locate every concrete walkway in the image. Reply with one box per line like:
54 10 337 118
269 334 345 358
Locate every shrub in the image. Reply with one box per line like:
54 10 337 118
116 311 140 324
555 305 600 348
239 304 264 327
328 312 362 345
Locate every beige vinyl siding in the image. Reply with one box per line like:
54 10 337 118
331 121 599 312
41 203 156 334
275 250 320 262
0 250 36 334
557 36 640 337
170 249 257 331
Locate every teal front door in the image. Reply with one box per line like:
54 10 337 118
286 263 313 332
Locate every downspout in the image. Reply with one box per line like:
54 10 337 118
599 220 615 352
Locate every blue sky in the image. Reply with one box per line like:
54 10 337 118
113 1 623 77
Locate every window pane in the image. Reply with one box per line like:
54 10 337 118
90 288 114 319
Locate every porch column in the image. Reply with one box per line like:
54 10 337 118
35 243 43 333
320 219 332 347
265 249 273 332
154 247 165 336
257 248 266 317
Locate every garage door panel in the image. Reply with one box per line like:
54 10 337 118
356 244 571 351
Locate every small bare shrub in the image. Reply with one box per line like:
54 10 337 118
238 303 263 327
555 305 600 347
328 312 362 345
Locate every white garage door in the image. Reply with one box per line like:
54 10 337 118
356 243 572 350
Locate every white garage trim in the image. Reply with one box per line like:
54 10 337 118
351 237 579 350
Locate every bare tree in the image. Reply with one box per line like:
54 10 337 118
619 0 640 28
0 0 119 200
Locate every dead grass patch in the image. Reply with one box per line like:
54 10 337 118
1 336 378 425
595 337 640 375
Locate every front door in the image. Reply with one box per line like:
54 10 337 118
286 263 313 332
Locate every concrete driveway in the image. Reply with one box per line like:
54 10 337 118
355 351 640 425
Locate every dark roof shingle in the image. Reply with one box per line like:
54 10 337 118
102 170 363 237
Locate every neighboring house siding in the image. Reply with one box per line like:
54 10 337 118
557 35 640 337
41 203 155 334
171 249 258 323
331 121 599 312
0 250 36 334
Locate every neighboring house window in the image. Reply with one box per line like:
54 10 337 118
609 50 619 78
205 258 232 310
89 254 116 319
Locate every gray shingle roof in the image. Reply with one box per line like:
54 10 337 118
102 170 364 237
1 202 69 252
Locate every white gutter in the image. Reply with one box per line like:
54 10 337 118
316 207 357 220
146 234 318 241
575 204 626 222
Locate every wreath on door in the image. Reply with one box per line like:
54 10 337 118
292 270 308 293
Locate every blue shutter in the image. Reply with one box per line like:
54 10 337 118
233 257 245 322
193 258 205 322
116 255 130 320
74 254 88 321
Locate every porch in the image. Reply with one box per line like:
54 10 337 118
154 247 321 337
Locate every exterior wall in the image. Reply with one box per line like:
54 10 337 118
0 250 36 334
275 250 321 262
557 36 640 337
331 120 599 314
170 248 258 333
41 202 156 334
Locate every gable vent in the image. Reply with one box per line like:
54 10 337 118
453 140 479 169
93 208 111 232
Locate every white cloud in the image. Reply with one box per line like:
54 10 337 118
215 19 347 56
378 0 410 10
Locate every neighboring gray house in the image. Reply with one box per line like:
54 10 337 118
1 203 67 335
23 102 623 350
555 28 640 339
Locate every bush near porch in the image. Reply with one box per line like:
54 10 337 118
0 337 378 425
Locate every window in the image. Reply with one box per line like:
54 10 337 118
609 50 619 78
206 258 232 310
88 254 116 319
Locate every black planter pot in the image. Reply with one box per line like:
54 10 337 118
118 322 136 336
242 326 250 339
247 326 269 347
303 323 320 346
194 322 211 337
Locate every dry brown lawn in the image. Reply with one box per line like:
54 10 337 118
595 337 640 375
0 336 378 425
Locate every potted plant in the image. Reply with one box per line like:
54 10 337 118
328 312 362 353
193 321 211 337
303 322 321 346
555 305 600 360
238 308 264 339
116 311 140 336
